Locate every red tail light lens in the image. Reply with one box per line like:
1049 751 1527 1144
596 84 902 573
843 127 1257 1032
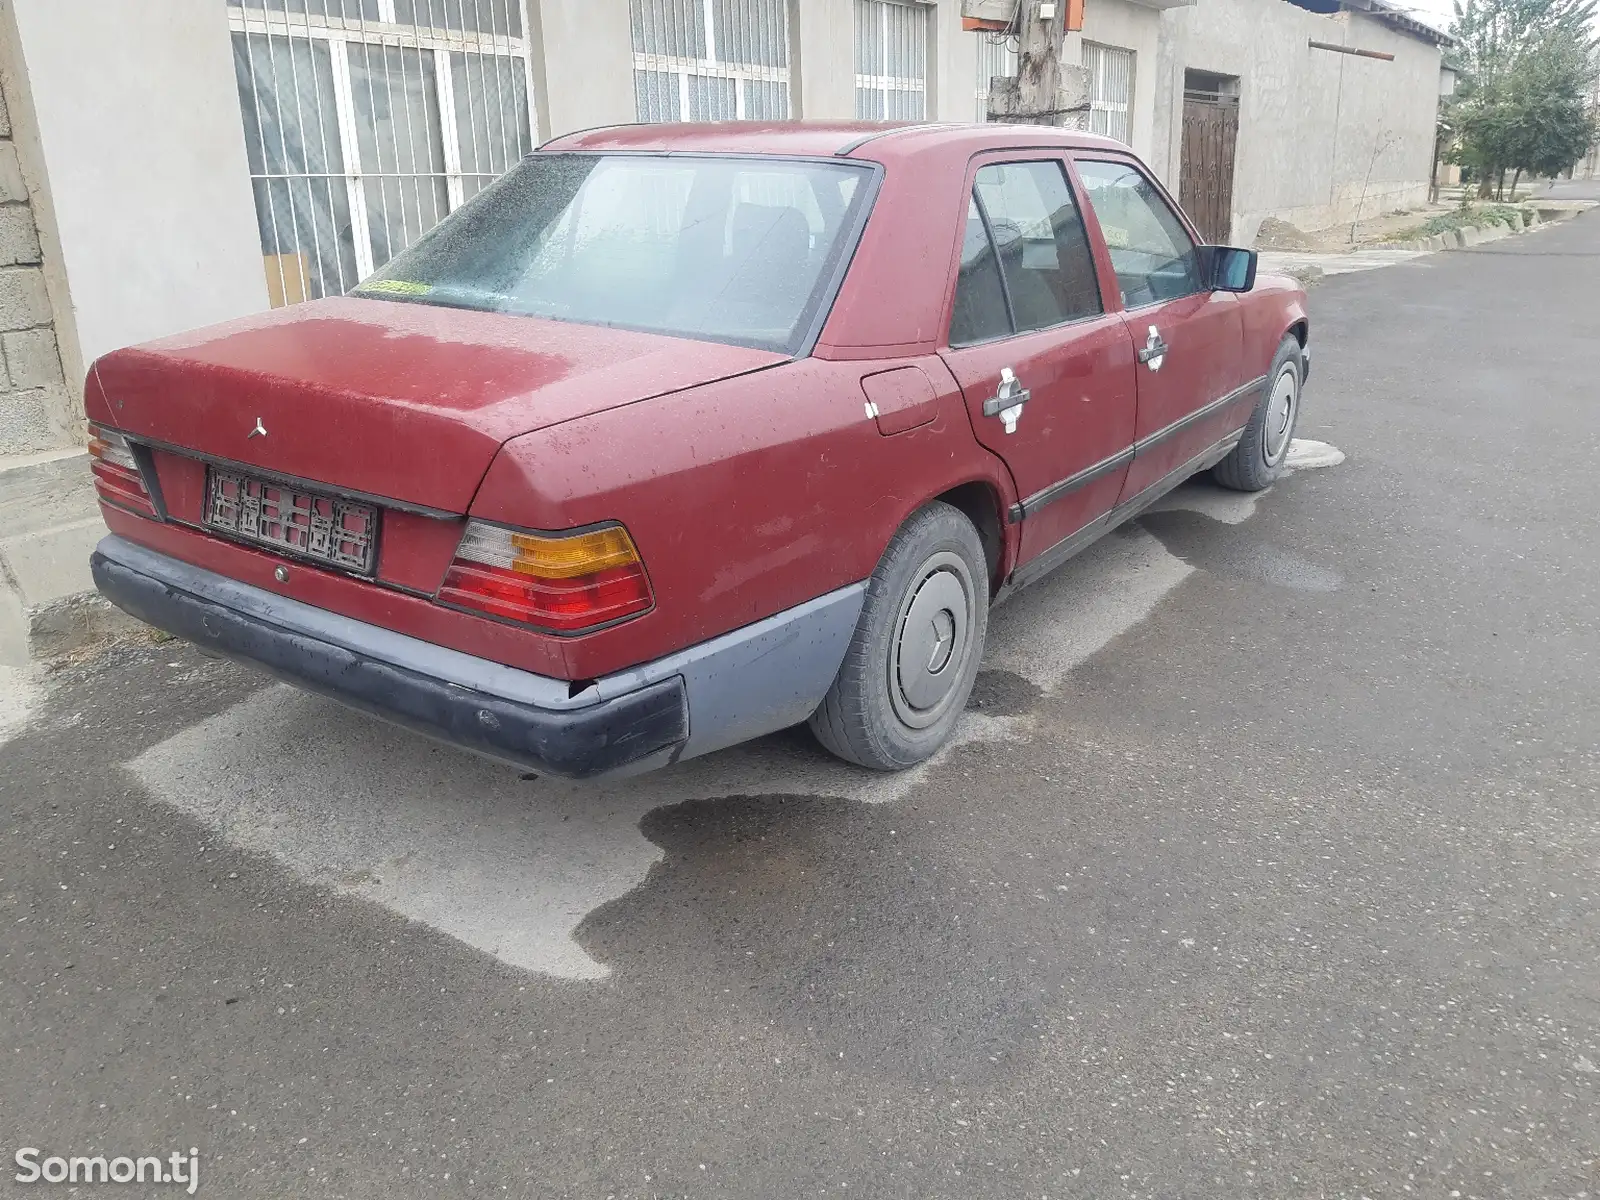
437 521 654 633
87 424 157 518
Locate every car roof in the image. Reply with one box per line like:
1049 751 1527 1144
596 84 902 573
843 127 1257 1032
539 120 1131 163
535 120 1145 358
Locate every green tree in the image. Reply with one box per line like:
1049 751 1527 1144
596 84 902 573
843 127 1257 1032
1448 0 1599 195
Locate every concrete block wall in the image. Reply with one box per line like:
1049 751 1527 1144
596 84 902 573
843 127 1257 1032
1155 0 1444 243
5 0 267 389
0 80 68 456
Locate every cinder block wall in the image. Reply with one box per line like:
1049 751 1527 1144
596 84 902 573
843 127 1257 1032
1155 0 1443 244
0 81 66 455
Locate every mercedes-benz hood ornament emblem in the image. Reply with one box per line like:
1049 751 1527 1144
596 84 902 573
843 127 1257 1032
248 417 267 439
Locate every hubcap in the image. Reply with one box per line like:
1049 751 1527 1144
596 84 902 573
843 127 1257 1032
889 553 975 730
1264 364 1298 464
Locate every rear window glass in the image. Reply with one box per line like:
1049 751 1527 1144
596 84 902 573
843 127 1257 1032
352 153 875 355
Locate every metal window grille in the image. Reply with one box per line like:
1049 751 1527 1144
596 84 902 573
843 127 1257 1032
974 33 1018 122
228 0 536 307
854 0 927 121
1083 41 1134 145
630 0 790 123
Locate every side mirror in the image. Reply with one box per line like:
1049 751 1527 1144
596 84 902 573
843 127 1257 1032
1197 245 1258 292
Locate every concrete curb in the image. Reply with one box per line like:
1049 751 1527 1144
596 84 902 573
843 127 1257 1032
1279 263 1326 287
1380 205 1571 255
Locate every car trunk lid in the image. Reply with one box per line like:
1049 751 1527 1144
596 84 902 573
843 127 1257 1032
89 296 788 513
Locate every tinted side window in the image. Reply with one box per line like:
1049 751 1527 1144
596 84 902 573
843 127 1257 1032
1075 160 1202 307
949 196 1012 347
973 161 1103 333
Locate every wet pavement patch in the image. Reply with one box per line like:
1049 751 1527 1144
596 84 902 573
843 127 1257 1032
575 791 1126 1086
967 668 1043 716
1137 509 1344 592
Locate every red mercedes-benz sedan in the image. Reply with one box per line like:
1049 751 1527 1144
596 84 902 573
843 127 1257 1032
87 121 1309 778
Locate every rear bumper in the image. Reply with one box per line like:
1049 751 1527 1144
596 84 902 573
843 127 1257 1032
91 535 864 779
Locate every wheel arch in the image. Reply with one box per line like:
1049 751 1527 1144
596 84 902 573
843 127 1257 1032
930 479 1008 597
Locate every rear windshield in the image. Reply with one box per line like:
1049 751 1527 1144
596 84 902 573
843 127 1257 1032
353 153 875 355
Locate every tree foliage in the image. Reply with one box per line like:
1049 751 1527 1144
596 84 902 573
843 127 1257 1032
1447 0 1599 191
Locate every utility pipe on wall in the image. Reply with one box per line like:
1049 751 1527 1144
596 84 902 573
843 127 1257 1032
1308 39 1397 62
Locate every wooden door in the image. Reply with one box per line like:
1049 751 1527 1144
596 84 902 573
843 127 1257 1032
1178 96 1239 244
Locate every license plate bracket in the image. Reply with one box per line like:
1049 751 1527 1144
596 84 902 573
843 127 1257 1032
204 467 379 576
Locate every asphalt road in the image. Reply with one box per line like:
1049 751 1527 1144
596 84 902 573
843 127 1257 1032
3 210 1599 1199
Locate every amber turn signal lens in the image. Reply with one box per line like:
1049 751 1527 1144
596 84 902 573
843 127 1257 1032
507 526 642 579
437 521 653 634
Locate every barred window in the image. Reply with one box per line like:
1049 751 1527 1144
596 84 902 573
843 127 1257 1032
630 0 791 122
974 32 1018 122
855 0 928 121
228 0 536 307
1083 41 1135 145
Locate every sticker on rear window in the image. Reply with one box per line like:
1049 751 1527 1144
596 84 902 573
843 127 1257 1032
1100 224 1130 249
357 279 433 296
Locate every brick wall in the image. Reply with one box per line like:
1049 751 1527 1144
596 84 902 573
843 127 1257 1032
0 80 68 456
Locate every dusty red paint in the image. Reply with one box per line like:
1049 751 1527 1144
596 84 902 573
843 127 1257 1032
945 314 1138 559
471 355 1013 678
86 122 1306 683
89 299 783 513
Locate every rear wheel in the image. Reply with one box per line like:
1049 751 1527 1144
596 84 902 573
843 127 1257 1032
809 502 989 771
1213 335 1302 492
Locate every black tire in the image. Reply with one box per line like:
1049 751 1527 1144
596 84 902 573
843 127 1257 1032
809 502 989 771
1213 335 1303 492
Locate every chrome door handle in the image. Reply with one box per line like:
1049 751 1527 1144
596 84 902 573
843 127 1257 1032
982 366 1030 434
1137 324 1167 372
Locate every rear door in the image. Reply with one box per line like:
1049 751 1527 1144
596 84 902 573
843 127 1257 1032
939 156 1138 569
1072 157 1247 503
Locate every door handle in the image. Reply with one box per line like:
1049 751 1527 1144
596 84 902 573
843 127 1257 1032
1137 324 1168 372
982 366 1030 434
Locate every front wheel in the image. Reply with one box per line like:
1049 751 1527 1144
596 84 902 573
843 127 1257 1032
809 502 989 771
1213 335 1303 492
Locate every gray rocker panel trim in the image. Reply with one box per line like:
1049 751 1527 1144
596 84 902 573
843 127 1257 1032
1003 426 1245 595
1008 374 1268 524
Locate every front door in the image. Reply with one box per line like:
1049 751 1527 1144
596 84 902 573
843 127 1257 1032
1073 156 1246 501
939 157 1138 568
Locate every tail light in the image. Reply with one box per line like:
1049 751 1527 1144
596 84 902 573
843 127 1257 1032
87 424 157 518
437 521 653 633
